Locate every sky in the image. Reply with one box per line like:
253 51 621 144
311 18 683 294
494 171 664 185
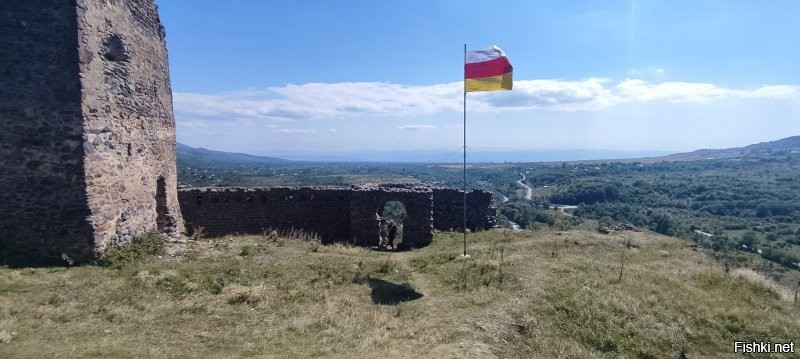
156 0 800 161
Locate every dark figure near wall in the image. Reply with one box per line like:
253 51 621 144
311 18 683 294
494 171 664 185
387 220 398 249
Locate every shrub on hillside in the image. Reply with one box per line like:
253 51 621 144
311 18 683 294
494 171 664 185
99 231 165 268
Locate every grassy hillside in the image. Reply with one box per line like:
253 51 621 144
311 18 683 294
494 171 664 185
1 230 797 358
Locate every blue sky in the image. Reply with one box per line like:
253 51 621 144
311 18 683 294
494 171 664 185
157 0 800 160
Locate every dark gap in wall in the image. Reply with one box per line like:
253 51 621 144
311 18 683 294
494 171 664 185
155 176 169 232
103 33 130 62
380 201 407 248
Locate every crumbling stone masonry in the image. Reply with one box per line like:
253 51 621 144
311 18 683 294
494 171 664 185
178 184 496 249
0 0 182 265
179 187 353 244
0 0 495 265
431 188 497 231
349 184 434 248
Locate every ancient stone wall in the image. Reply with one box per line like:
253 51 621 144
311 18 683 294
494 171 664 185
0 0 494 265
349 184 434 249
178 187 352 243
432 188 497 232
0 0 182 265
0 0 94 265
77 0 183 252
178 185 496 249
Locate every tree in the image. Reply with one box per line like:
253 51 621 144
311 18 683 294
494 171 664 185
650 212 674 235
740 231 758 250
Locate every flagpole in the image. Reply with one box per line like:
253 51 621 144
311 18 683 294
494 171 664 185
463 43 468 257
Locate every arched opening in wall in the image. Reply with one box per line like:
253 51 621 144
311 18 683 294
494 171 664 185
378 201 407 248
155 176 172 233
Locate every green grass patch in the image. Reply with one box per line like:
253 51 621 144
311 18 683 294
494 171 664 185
1 229 798 358
99 231 165 268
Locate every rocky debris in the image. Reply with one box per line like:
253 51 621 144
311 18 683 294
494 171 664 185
162 235 192 258
597 223 640 234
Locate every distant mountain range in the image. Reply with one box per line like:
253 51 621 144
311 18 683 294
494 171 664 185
658 136 800 161
268 149 675 163
175 136 800 164
176 143 290 164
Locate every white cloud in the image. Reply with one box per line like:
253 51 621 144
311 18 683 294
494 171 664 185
274 128 317 134
174 82 463 122
398 124 437 131
744 85 800 99
175 78 800 155
173 79 800 125
616 79 731 103
476 78 616 111
616 79 800 103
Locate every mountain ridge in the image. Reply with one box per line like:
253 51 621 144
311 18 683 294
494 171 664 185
176 143 291 164
176 135 800 164
659 135 800 161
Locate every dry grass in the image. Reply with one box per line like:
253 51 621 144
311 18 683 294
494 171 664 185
730 268 794 302
1 229 798 358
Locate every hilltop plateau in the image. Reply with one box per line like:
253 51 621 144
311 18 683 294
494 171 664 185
1 229 797 357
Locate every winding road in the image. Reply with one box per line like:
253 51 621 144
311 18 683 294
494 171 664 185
517 173 532 200
503 173 578 227
503 173 532 232
516 173 576 214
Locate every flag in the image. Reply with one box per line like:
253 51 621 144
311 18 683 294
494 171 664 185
465 45 513 92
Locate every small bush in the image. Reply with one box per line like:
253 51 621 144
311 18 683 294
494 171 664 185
204 276 227 295
238 246 252 256
100 231 165 268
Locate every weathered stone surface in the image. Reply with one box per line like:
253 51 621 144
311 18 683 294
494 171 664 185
0 0 183 265
179 186 353 244
0 0 493 265
431 188 497 231
350 183 434 248
178 184 496 249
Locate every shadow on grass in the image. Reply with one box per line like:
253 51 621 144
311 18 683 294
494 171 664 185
367 278 423 305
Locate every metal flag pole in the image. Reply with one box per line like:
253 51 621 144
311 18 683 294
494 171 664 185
463 43 468 257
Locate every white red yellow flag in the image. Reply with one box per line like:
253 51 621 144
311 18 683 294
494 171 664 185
465 45 513 92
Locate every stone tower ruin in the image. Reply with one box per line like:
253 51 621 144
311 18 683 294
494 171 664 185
0 0 183 265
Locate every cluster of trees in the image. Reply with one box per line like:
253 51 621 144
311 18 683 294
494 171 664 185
499 201 555 229
549 181 622 205
572 204 677 235
540 158 800 270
